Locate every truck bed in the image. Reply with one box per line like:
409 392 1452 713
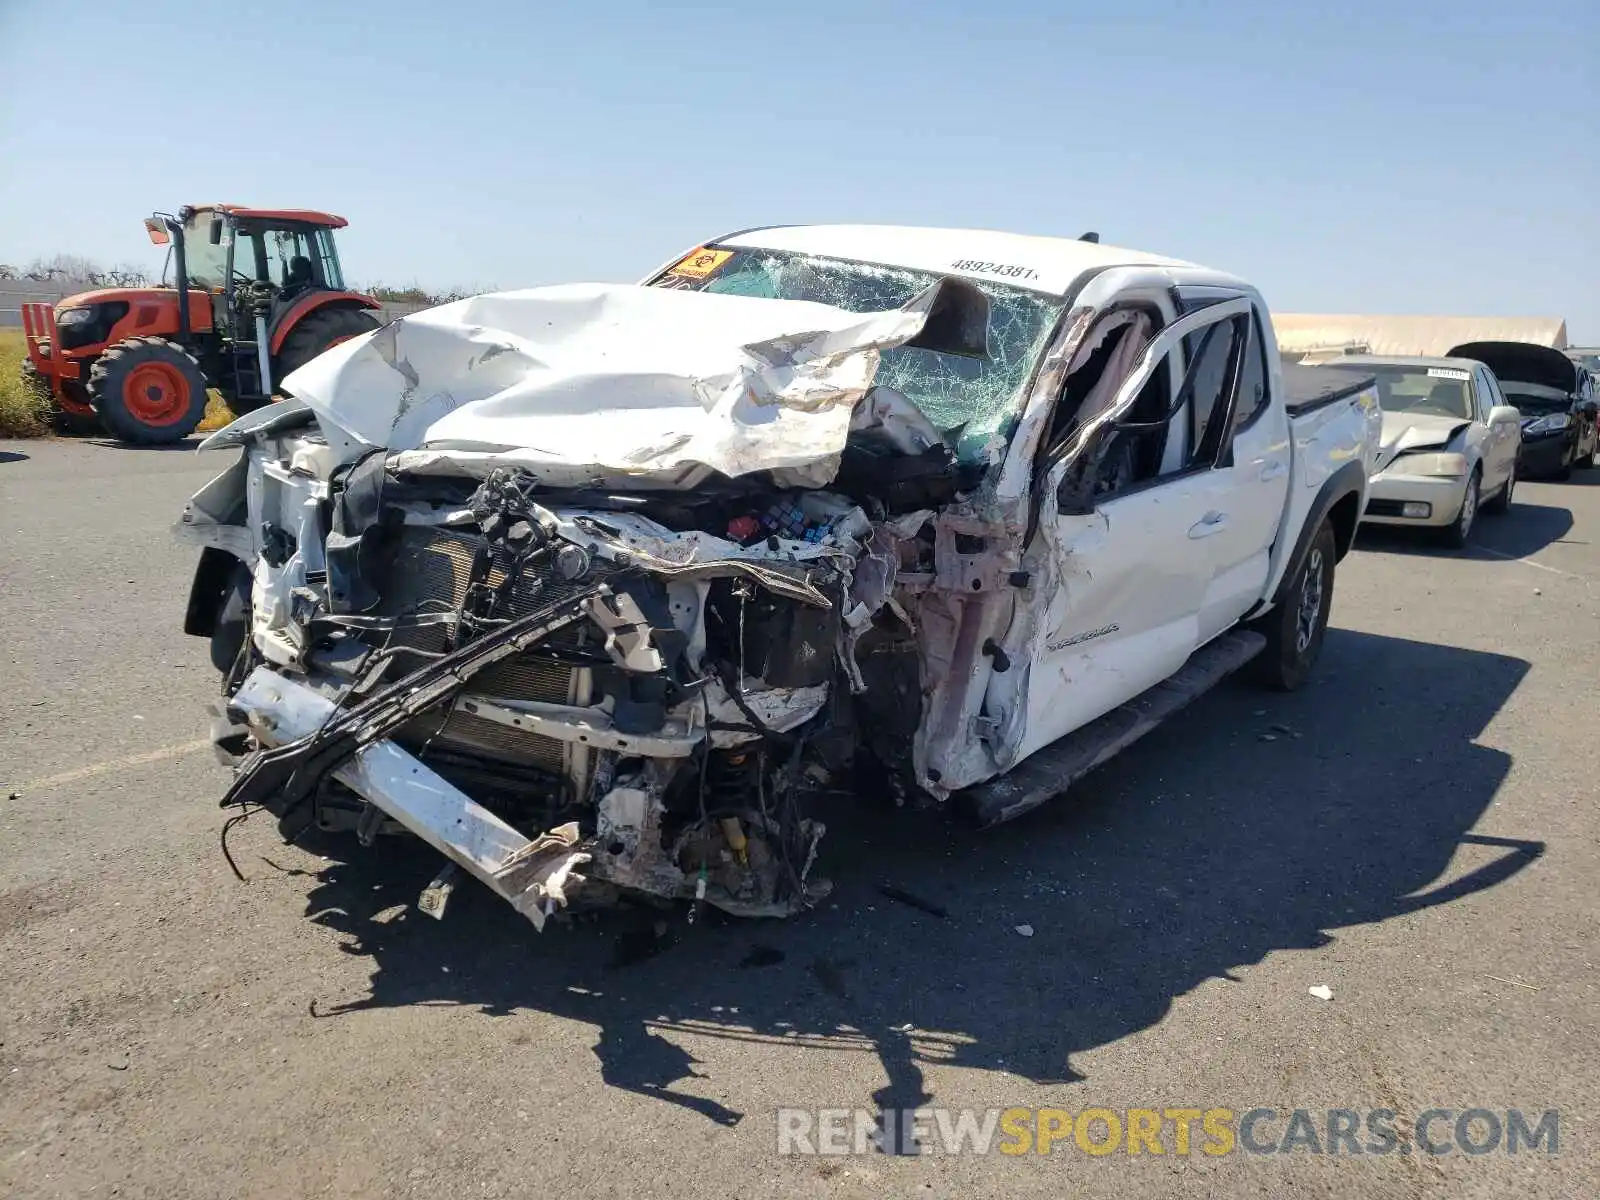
1282 362 1378 416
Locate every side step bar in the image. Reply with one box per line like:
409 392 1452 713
958 629 1266 828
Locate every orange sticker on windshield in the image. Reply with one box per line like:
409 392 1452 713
668 248 733 279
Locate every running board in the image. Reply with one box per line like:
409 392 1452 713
957 629 1267 828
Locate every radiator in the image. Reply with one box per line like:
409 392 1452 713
378 526 600 781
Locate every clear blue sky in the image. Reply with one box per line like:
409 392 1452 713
2 0 1596 337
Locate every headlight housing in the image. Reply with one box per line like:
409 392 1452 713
1389 451 1469 477
51 301 128 350
1524 413 1570 436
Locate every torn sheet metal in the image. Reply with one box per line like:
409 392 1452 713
231 667 592 930
278 283 936 487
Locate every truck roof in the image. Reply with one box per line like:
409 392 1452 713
718 224 1210 297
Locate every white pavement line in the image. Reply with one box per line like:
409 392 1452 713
11 739 212 794
1469 545 1586 579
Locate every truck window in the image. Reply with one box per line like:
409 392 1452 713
1183 318 1240 467
1094 312 1249 497
1047 308 1156 455
1232 313 1270 436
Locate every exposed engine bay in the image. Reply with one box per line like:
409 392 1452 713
179 275 1048 928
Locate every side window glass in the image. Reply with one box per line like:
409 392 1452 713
1048 309 1157 454
1476 371 1497 419
1181 317 1240 468
229 231 263 284
1089 311 1252 499
1232 313 1270 435
1092 357 1175 498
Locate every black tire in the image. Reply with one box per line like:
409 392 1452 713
1440 470 1480 548
87 337 209 444
1481 463 1513 514
226 306 379 416
1552 448 1573 481
1249 520 1336 693
274 306 380 379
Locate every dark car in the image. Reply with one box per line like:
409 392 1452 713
1449 341 1599 479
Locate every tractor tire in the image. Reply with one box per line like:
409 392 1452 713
87 337 210 445
275 306 381 379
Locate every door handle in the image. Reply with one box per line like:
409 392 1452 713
1189 511 1228 538
1258 461 1287 482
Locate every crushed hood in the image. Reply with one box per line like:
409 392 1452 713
274 282 941 488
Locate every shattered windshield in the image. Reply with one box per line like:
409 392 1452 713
651 247 1063 466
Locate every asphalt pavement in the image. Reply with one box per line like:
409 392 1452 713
2 437 1597 1199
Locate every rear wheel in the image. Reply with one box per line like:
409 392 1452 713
272 305 380 380
87 337 209 444
1249 520 1336 692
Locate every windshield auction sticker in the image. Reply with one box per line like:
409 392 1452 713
1427 368 1471 380
667 248 734 279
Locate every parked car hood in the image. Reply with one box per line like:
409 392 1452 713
1446 341 1579 394
271 282 945 490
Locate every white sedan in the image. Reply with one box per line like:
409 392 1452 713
1328 356 1521 547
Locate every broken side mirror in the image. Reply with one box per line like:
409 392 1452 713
209 216 225 245
143 217 170 246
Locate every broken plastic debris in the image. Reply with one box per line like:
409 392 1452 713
1308 984 1333 1001
1014 924 1034 937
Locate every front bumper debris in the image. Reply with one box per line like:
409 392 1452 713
234 666 592 929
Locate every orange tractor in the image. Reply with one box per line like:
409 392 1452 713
21 205 382 443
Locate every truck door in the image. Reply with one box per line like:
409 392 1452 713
1171 291 1291 643
1011 298 1256 763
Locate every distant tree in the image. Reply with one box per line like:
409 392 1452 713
101 263 152 287
16 254 152 287
0 263 18 280
365 281 498 306
25 253 104 282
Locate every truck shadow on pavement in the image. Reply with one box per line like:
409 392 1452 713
295 628 1541 1140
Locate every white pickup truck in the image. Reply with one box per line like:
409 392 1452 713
177 225 1381 927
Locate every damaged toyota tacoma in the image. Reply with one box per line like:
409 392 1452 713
176 225 1382 928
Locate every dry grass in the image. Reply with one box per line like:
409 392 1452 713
0 327 234 439
0 328 52 438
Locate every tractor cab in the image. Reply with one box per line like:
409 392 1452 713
163 207 348 328
148 205 381 413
